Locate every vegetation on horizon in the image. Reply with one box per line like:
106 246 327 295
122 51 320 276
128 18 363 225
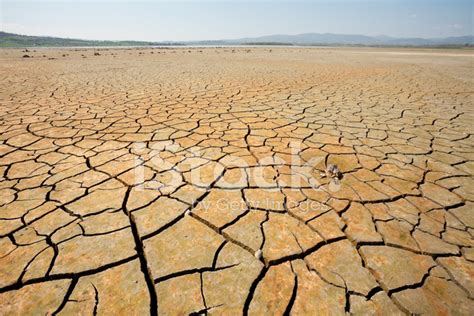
1 31 472 48
0 32 182 48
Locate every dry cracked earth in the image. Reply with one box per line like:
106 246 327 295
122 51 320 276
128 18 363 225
0 47 473 315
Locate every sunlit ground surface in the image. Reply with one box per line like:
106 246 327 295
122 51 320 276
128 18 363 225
0 47 473 314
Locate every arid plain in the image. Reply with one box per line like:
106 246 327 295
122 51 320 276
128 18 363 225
0 47 473 315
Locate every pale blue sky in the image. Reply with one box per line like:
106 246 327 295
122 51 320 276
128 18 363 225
1 1 472 41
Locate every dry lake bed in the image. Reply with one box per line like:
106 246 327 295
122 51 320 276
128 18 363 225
0 47 473 315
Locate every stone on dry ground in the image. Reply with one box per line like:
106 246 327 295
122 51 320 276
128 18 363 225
0 47 473 314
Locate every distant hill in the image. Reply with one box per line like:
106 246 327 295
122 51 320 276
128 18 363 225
0 32 180 47
1 31 473 48
225 33 474 47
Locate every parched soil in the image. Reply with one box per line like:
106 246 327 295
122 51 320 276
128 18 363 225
0 47 473 315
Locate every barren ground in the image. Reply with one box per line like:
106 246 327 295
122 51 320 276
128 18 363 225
0 47 473 315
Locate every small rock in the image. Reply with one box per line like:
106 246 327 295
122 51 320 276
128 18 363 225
254 249 263 260
326 164 341 179
185 210 191 216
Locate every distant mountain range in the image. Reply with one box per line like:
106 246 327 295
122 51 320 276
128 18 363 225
227 33 474 46
0 32 179 48
1 31 473 48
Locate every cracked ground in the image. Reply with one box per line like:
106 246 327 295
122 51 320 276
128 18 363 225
0 47 473 315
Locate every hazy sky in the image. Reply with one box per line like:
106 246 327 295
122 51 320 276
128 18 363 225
1 1 472 41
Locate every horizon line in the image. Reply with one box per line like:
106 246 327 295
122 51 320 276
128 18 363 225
2 30 473 43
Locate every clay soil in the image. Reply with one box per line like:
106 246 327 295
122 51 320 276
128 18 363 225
0 46 473 314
